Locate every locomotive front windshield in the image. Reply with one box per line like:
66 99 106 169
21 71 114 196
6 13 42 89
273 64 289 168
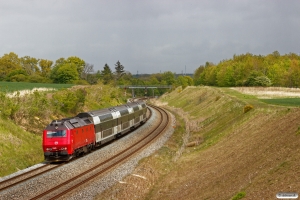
46 130 67 138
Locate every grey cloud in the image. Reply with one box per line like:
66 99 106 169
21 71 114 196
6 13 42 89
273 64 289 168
0 0 300 74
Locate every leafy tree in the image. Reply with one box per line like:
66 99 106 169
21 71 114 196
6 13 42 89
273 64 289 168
52 88 86 114
39 59 53 78
66 56 85 77
50 58 66 82
20 56 40 75
9 74 28 82
244 71 271 86
148 74 160 85
54 63 79 83
193 65 205 85
284 59 300 87
117 72 133 85
254 76 272 86
272 50 280 58
202 65 217 86
6 69 28 82
50 57 84 83
0 52 22 81
176 76 189 89
216 65 235 86
185 76 194 86
267 63 284 86
28 74 48 83
55 58 66 66
162 71 176 85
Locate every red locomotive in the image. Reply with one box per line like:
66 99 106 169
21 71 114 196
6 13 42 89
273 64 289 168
42 100 147 162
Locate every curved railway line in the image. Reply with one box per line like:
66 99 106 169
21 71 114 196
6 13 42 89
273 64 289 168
0 104 172 199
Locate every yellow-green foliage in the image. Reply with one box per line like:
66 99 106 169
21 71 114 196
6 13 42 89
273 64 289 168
231 191 246 200
244 104 254 113
0 83 127 134
0 118 43 177
0 83 127 177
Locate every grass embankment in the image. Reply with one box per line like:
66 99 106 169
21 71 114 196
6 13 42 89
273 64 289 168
0 119 43 176
99 86 300 200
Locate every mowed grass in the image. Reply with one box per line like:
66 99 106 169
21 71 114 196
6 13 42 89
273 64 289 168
260 98 300 107
0 81 74 92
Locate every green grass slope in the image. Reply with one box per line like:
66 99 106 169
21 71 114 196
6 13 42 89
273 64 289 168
0 118 43 177
99 86 300 200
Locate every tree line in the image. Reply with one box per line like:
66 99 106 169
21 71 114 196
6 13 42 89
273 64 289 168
2 51 298 92
0 52 194 96
193 51 300 87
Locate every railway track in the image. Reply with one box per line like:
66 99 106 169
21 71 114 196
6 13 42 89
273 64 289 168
0 164 61 192
0 104 171 199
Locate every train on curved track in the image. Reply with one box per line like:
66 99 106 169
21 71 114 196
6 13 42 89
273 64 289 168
42 100 147 162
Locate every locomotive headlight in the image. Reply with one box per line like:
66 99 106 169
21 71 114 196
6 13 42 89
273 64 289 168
60 147 67 150
46 148 52 151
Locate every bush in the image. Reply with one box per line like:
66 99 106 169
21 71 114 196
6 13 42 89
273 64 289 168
52 88 86 114
215 96 221 101
0 92 20 119
232 191 246 200
244 104 254 113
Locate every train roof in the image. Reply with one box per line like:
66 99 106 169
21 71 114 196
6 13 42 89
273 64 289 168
76 100 147 125
45 117 92 130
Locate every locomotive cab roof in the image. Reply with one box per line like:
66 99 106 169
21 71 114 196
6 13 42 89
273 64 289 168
45 117 92 130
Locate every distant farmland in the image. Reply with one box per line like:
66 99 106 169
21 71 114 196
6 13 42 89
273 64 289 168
0 82 74 92
260 98 300 107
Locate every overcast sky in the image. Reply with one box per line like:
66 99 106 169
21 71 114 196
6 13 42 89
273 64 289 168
1 0 299 74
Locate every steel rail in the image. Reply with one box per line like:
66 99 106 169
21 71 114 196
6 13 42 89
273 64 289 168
0 164 61 192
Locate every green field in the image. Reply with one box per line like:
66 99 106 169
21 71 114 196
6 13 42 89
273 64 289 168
0 81 74 92
260 98 300 106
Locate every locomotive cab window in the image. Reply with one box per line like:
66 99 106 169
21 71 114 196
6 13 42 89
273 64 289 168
47 130 67 138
